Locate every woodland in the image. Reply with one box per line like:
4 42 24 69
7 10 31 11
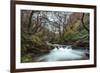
21 10 89 62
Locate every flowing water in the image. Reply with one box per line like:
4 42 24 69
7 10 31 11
36 46 89 62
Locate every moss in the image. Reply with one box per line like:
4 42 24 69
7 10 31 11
21 54 32 63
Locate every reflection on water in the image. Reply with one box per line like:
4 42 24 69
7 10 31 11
36 46 89 62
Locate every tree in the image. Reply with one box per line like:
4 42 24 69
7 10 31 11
81 13 89 32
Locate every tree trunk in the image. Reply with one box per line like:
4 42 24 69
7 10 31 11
28 11 34 32
81 13 89 32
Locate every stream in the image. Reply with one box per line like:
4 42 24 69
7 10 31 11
35 45 89 62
